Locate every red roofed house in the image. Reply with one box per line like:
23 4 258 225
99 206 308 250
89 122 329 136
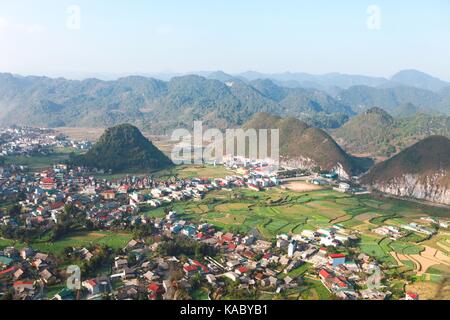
242 250 256 260
262 252 272 260
196 232 204 240
329 253 346 266
192 260 208 273
183 265 200 277
148 282 163 294
405 292 419 300
82 279 100 295
319 269 332 281
0 267 16 277
236 266 248 275
222 232 234 242
332 277 349 290
51 202 65 211
118 185 131 194
13 281 35 293
41 178 56 190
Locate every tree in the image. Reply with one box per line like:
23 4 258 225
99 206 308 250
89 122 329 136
8 204 22 216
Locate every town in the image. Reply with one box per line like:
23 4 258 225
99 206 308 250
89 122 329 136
0 126 91 157
2 149 443 301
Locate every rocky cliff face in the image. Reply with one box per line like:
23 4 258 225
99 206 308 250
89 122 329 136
281 157 351 179
361 136 450 206
368 171 450 205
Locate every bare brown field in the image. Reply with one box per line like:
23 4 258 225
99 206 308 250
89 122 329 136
281 181 324 192
390 252 405 267
355 212 380 222
406 280 450 300
55 127 105 141
403 246 450 276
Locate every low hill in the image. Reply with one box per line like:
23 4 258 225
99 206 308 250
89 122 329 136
243 113 365 178
332 108 450 157
70 124 173 172
361 136 450 205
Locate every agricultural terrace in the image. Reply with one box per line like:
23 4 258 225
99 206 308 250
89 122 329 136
142 186 448 268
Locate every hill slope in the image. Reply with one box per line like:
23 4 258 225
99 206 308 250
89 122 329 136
332 108 450 157
360 136 450 205
243 113 364 178
70 124 173 172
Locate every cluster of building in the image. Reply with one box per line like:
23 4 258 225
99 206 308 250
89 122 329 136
0 126 91 157
0 247 60 300
0 153 420 300
373 225 405 240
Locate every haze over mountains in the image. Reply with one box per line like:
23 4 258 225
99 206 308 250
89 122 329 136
1 69 450 135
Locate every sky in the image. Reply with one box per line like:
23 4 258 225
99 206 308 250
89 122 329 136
0 0 449 80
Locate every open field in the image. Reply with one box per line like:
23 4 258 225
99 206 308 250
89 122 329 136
175 165 234 179
55 127 105 142
0 231 132 255
281 181 324 192
4 147 84 171
31 231 132 255
406 279 450 300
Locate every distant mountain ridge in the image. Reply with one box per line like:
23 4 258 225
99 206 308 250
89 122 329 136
0 73 355 132
390 70 450 92
0 69 449 134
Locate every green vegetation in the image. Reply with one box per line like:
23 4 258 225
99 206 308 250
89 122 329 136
0 74 356 132
4 147 83 171
0 231 132 255
143 186 446 261
70 124 173 173
243 113 364 175
333 107 450 157
31 231 132 255
361 136 450 191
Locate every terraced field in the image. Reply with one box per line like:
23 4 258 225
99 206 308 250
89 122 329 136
143 186 448 248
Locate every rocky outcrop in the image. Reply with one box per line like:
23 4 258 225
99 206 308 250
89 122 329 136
368 171 450 205
281 157 351 179
361 136 450 205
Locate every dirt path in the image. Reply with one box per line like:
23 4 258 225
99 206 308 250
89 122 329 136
390 252 404 267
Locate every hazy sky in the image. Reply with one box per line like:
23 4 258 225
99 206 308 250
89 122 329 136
1 0 449 80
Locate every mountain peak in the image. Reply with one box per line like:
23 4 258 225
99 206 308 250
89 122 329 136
361 136 450 204
70 124 173 172
391 69 450 92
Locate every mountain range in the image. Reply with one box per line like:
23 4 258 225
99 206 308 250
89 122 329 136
0 69 449 135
